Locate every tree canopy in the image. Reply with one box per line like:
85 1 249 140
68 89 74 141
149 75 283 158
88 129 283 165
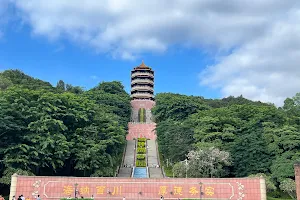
0 70 130 187
153 92 300 194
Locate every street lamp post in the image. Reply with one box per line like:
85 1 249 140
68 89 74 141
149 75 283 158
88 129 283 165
185 159 188 178
199 182 203 200
74 183 78 198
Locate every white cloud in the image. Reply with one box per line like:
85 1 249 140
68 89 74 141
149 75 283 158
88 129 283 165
201 9 300 106
7 0 300 105
13 0 298 56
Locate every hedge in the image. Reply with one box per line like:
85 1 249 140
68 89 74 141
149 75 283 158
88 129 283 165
136 160 146 167
137 141 145 148
136 154 146 160
136 138 147 167
137 147 146 154
138 108 146 123
138 138 147 142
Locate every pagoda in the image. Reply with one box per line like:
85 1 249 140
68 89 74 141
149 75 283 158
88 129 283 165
131 61 154 100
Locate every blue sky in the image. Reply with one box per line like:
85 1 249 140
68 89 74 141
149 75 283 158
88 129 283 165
1 1 300 106
0 14 219 98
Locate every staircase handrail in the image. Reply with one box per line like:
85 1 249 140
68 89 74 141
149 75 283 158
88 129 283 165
131 167 135 178
162 166 167 178
115 165 120 177
155 140 165 178
128 122 156 124
146 139 149 167
120 141 127 168
146 167 149 178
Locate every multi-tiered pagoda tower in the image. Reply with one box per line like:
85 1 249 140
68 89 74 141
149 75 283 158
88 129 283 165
127 61 156 140
130 61 154 100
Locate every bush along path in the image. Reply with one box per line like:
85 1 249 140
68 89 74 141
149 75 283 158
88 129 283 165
136 138 147 167
138 108 146 123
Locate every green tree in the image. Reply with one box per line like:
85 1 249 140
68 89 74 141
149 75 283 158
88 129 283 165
153 93 210 123
248 173 276 191
56 80 66 91
156 120 194 162
232 122 272 177
0 70 54 91
279 179 296 199
92 81 127 95
172 147 231 178
66 84 84 94
0 75 12 90
0 77 129 184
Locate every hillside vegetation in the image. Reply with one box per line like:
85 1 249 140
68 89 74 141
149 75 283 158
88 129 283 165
153 93 299 198
0 70 130 188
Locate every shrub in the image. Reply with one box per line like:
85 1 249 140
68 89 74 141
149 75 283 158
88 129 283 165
137 154 146 160
136 160 146 167
137 142 145 148
279 179 296 200
137 147 146 154
138 108 146 123
138 138 147 142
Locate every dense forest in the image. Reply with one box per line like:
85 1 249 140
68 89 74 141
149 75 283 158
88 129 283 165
153 93 300 198
0 70 131 192
0 69 299 198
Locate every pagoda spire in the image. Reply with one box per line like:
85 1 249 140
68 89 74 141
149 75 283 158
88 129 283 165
130 62 154 100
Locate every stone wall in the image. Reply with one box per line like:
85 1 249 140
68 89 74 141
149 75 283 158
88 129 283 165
10 175 266 200
130 100 155 110
295 164 300 200
127 100 156 140
126 123 156 140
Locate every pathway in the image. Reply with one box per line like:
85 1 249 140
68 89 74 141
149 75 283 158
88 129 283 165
117 140 135 177
147 140 163 178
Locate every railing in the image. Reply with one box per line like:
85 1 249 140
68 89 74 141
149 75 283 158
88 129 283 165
131 86 154 92
115 166 119 177
128 122 156 125
146 139 149 167
131 93 154 98
132 72 154 78
131 99 156 102
132 70 154 75
131 79 154 84
131 167 135 178
162 166 167 178
146 167 149 178
120 141 127 167
156 140 165 178
131 92 153 95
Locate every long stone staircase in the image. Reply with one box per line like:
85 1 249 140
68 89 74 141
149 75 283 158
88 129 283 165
117 140 135 177
119 99 164 178
147 140 163 178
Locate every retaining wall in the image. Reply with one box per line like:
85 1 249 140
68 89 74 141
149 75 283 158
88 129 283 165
10 175 266 200
126 123 156 140
131 100 155 110
127 100 156 140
